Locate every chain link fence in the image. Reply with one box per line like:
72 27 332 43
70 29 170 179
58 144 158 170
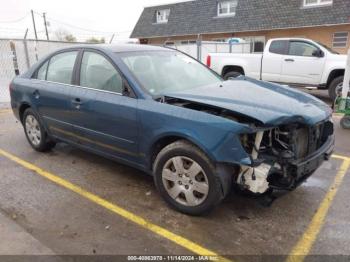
165 40 257 63
0 39 84 103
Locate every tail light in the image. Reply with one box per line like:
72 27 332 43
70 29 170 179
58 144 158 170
206 55 211 67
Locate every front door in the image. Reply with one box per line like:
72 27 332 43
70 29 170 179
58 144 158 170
280 40 326 85
69 50 139 163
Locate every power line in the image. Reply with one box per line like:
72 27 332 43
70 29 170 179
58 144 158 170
0 27 26 32
0 13 29 23
33 11 131 35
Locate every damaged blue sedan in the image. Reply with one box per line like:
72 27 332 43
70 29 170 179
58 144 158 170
10 44 334 215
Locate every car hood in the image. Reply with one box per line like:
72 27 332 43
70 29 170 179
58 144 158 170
162 78 332 126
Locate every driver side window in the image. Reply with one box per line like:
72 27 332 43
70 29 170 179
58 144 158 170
288 41 318 57
80 51 123 93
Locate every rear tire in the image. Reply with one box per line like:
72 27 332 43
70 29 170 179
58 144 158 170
223 71 242 80
153 140 226 216
23 108 56 152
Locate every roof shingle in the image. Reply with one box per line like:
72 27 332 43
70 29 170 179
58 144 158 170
130 0 350 38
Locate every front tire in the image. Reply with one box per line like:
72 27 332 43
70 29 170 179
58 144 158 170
328 76 348 101
340 116 350 129
23 108 56 152
153 140 225 216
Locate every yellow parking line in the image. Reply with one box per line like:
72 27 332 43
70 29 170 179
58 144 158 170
332 154 350 161
0 148 230 262
286 158 350 262
0 109 11 114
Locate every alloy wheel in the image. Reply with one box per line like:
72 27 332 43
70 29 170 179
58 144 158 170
162 156 209 206
25 115 41 146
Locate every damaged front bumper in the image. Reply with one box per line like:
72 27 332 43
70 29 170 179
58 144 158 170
287 134 334 189
237 120 335 193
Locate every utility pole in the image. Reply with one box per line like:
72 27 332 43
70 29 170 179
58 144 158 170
31 10 38 40
109 34 115 44
43 12 49 41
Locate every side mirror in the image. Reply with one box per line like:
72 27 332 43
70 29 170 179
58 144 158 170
312 49 324 58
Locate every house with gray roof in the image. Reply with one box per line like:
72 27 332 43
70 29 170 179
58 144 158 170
131 0 350 53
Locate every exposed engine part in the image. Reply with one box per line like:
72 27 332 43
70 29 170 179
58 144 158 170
237 131 270 194
252 130 263 159
240 164 271 194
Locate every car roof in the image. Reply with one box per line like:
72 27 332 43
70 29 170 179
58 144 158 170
269 37 316 42
57 44 171 53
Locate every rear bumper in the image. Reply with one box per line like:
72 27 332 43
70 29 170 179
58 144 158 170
291 134 335 186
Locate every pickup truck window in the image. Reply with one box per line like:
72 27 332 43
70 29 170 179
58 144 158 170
288 41 318 57
269 40 288 55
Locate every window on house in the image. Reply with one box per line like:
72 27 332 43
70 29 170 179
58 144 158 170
180 40 197 45
156 9 170 23
212 39 228 42
218 0 238 16
333 32 349 48
303 0 332 7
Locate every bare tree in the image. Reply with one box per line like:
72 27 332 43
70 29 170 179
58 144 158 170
86 37 105 43
54 28 76 42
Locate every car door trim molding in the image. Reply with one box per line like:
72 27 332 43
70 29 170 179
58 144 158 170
32 79 124 96
43 115 135 144
49 126 139 157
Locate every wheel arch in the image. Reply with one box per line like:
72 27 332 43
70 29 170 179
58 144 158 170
326 69 344 88
148 133 215 172
221 65 245 77
19 102 31 123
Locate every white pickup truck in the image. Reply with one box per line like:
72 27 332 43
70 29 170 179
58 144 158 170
207 38 348 100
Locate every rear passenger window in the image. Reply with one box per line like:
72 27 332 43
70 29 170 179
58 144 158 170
46 51 78 84
269 40 288 55
36 61 49 80
80 51 123 93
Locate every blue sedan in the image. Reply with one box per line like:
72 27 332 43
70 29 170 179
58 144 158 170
10 44 334 215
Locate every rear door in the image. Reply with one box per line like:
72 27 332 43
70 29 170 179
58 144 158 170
69 50 140 163
281 40 326 85
31 50 79 141
261 40 288 82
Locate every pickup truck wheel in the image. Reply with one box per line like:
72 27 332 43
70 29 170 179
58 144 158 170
23 108 56 152
153 140 224 216
340 116 350 129
223 71 242 80
328 76 348 101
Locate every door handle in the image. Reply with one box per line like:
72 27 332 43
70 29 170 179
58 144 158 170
33 90 40 99
72 98 83 109
284 58 294 62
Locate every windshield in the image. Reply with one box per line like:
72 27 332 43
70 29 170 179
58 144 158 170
317 42 339 54
120 51 222 95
